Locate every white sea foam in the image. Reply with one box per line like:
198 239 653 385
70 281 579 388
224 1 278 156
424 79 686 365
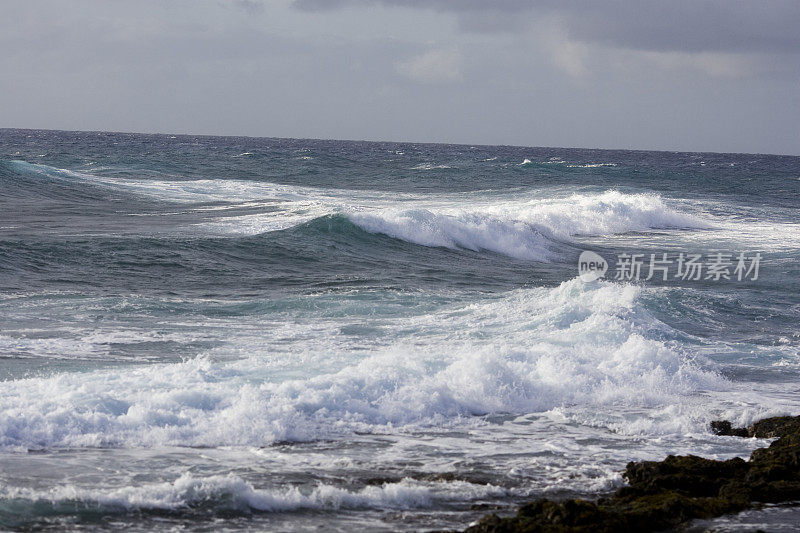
497 190 711 237
348 208 556 261
697 219 800 250
0 474 504 513
97 178 339 203
411 163 452 170
0 334 103 360
0 279 729 450
346 190 710 259
195 210 322 235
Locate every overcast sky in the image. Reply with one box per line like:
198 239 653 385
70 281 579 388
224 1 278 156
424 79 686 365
2 0 799 154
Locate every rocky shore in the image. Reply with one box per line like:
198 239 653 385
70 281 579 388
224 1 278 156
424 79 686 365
464 416 800 533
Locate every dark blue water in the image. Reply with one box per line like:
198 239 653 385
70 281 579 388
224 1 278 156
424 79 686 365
1 128 799 531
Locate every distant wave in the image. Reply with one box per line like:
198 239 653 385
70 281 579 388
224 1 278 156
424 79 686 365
0 159 395 207
0 159 112 202
346 191 710 260
1 159 99 184
519 159 616 168
411 163 453 170
192 190 711 262
197 190 712 261
2 159 714 261
566 163 617 168
2 159 78 177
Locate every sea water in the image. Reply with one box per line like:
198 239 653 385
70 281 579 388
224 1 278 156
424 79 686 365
1 129 799 531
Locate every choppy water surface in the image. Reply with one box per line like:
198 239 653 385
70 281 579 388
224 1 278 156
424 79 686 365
1 129 799 531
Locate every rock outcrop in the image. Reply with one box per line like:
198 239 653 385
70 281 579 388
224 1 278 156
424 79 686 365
465 416 800 533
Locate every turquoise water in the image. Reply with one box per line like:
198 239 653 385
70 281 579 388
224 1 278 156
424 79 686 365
1 129 799 530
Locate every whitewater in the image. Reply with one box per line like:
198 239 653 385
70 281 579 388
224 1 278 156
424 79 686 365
1 129 799 531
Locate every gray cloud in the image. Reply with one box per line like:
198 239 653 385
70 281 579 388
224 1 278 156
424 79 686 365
2 0 798 155
291 0 800 54
230 0 265 15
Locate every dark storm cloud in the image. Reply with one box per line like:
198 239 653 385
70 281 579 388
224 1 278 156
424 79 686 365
290 0 800 54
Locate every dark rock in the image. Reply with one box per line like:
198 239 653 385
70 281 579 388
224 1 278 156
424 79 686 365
463 416 800 533
470 503 506 511
748 415 800 438
363 476 403 485
623 455 749 497
710 420 749 437
421 472 495 485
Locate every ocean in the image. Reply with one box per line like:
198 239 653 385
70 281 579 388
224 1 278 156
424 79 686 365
1 128 799 531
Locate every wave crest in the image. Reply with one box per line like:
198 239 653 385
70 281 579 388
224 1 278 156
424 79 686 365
348 208 556 261
345 191 710 260
2 159 712 261
0 279 726 450
0 473 505 515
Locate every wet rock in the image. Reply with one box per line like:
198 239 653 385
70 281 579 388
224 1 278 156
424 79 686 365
469 503 506 511
710 420 749 437
748 415 800 438
421 472 495 485
363 476 403 485
710 415 800 439
622 455 749 497
463 416 800 533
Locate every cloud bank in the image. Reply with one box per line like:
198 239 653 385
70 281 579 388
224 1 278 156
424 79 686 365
1 0 798 154
291 0 800 54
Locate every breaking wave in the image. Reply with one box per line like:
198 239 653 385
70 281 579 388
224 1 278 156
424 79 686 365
345 190 709 260
0 474 505 515
0 279 726 451
2 159 712 262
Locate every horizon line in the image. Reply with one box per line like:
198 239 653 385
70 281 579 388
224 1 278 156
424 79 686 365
2 126 797 159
